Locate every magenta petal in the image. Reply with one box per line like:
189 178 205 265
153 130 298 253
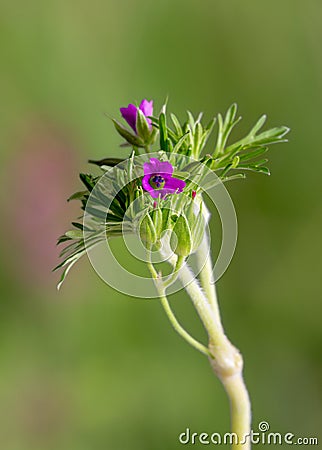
139 99 153 128
120 103 138 132
157 161 174 175
143 158 158 175
142 175 153 192
143 158 173 176
139 99 153 117
164 177 186 193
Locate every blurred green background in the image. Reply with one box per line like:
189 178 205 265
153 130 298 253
0 1 321 449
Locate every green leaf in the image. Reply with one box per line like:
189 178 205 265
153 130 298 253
214 104 242 156
88 158 125 167
212 146 241 169
67 191 88 202
221 173 246 183
172 131 190 154
56 251 87 290
224 103 238 128
193 122 203 156
204 173 246 188
159 113 169 151
112 183 127 211
251 158 269 166
227 123 290 152
238 164 271 175
65 230 83 240
149 116 159 125
57 234 72 245
79 173 96 192
199 117 216 151
105 212 123 223
109 198 126 218
205 117 216 132
170 113 183 136
172 171 189 178
249 114 267 135
231 155 240 168
58 240 83 258
238 147 268 162
72 222 85 231
187 111 196 132
220 163 233 178
85 206 108 220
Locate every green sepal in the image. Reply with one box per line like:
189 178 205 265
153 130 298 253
112 119 144 147
136 109 152 142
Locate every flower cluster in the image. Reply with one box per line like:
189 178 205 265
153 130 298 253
55 98 289 287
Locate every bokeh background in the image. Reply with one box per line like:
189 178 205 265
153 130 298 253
0 1 321 449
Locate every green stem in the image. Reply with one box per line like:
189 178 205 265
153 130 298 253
147 253 211 358
159 293 211 357
184 266 251 449
217 372 251 449
163 255 184 288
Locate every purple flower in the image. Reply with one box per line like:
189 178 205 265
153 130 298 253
142 158 186 199
120 99 153 134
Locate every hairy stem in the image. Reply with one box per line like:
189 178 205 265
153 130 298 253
196 234 221 322
163 250 251 449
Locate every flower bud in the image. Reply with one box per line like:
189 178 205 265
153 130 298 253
139 213 157 249
161 207 171 231
117 99 157 148
174 199 205 255
151 207 163 237
170 214 192 257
